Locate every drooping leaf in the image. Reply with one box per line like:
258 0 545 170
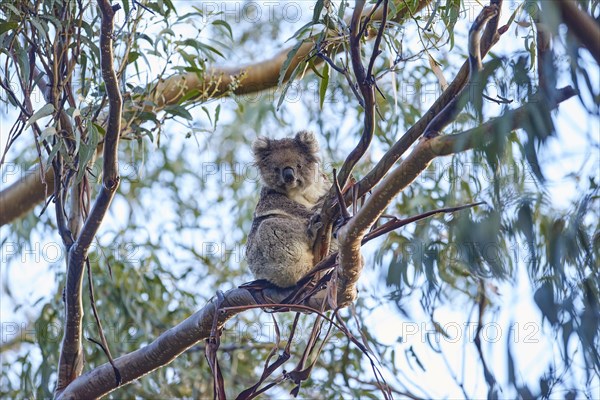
319 62 329 110
24 103 55 130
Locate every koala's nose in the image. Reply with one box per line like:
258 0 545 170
282 167 295 183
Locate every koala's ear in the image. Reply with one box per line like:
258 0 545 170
295 130 319 154
252 137 271 158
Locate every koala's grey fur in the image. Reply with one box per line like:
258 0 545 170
246 131 330 288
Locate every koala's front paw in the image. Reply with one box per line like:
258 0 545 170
307 213 323 239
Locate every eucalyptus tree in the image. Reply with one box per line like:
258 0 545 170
0 0 598 398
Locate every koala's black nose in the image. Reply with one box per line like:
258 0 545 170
282 167 295 183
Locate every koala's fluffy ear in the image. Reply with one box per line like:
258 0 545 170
252 137 271 159
295 130 319 154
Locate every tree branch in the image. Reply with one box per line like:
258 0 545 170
335 0 375 190
151 0 430 107
556 0 600 65
55 288 256 399
323 2 505 297
314 0 396 261
423 4 498 138
54 282 350 399
0 165 55 226
55 0 123 394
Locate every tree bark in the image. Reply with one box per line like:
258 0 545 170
556 0 600 65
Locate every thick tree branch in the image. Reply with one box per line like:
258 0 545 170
325 0 419 302
151 0 428 108
0 167 54 225
314 0 392 260
556 0 600 65
55 0 122 394
336 136 435 303
54 282 349 399
55 288 257 399
323 2 501 285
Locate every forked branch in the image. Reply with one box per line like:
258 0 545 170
345 0 505 205
423 5 499 137
55 0 123 395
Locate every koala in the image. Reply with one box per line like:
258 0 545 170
246 131 330 288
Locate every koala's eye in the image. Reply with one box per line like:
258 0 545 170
274 167 280 173
297 164 302 169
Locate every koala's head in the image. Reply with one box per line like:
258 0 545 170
252 131 321 194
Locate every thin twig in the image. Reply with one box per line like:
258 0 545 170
316 51 346 73
474 280 497 391
362 202 486 243
366 0 388 81
86 258 121 387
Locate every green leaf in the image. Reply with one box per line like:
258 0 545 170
286 20 317 43
197 41 224 58
46 140 62 165
74 123 81 155
505 2 524 29
24 103 55 130
214 104 220 128
2 4 21 17
307 59 324 79
276 63 303 111
39 15 62 30
422 1 439 32
128 51 140 64
0 21 18 35
122 0 130 17
528 39 536 71
201 106 212 125
135 32 154 46
164 105 193 120
277 39 305 88
534 282 559 325
178 88 201 104
312 0 324 23
38 126 57 142
29 17 48 37
93 123 106 136
179 38 224 58
443 0 460 49
163 0 176 14
319 62 329 110
212 20 232 40
76 123 100 184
